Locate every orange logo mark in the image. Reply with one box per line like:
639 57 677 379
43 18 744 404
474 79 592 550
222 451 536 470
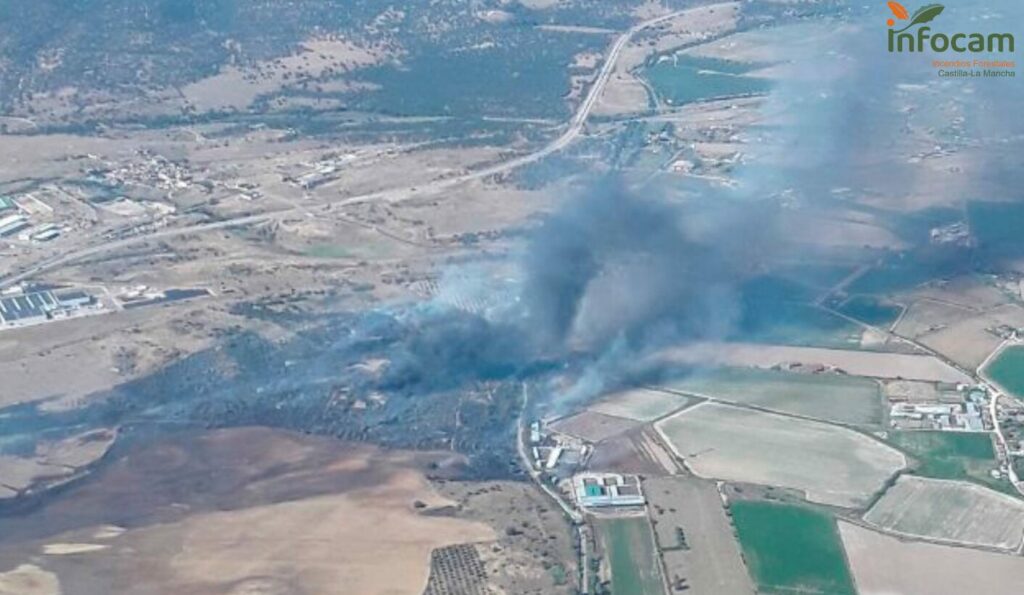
887 1 909 27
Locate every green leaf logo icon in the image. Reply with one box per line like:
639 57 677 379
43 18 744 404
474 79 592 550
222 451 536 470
895 3 944 32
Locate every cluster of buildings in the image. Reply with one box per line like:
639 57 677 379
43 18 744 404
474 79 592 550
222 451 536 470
0 194 63 243
572 473 645 510
929 221 973 247
83 150 195 193
528 421 587 476
890 387 989 431
0 288 100 328
526 418 647 514
287 152 361 189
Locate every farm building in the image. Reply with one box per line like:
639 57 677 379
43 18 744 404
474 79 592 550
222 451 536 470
0 214 29 237
0 289 99 326
0 290 60 324
573 473 645 509
0 196 17 213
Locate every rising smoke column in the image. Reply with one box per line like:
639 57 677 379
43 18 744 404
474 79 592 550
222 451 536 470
514 177 777 403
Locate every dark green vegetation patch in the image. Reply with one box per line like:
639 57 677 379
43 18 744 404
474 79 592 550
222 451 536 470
985 346 1024 400
643 55 773 105
889 430 1008 492
731 501 855 595
968 201 1024 258
732 275 862 348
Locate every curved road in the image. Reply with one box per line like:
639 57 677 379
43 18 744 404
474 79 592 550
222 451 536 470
0 10 688 289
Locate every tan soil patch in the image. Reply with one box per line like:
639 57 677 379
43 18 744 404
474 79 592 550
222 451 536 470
0 564 60 595
549 410 641 443
863 476 1024 551
656 403 905 508
653 342 971 383
181 37 393 112
0 428 495 595
646 476 754 594
840 521 1024 595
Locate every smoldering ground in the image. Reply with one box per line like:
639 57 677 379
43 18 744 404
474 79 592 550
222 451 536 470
376 176 778 405
8 1 1024 483
0 178 778 478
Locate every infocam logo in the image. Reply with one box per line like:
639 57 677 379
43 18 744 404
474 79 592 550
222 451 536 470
886 2 1014 53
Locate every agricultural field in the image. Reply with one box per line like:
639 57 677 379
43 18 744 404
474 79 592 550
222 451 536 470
837 296 903 328
738 301 865 349
882 379 941 402
730 501 855 595
985 345 1024 400
642 55 772 106
594 517 664 595
660 367 884 427
894 299 976 338
0 428 497 595
548 410 640 443
849 259 946 295
655 403 905 507
864 476 1024 551
840 521 1024 595
654 342 972 383
586 430 683 475
588 388 692 422
436 481 580 595
917 305 1024 371
888 431 1008 492
645 477 754 595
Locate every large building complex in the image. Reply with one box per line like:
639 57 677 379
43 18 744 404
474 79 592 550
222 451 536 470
573 473 645 509
0 289 97 327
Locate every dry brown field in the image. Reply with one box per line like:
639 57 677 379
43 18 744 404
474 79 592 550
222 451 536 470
645 476 754 595
863 476 1024 551
588 388 692 422
0 428 498 595
549 410 641 443
656 403 905 507
894 299 976 338
654 342 971 383
914 303 1024 370
840 521 1024 595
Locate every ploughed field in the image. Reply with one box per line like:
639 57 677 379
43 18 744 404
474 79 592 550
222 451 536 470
863 475 1024 551
659 366 884 427
840 520 1024 595
588 388 693 422
645 476 754 595
0 428 497 595
655 402 905 507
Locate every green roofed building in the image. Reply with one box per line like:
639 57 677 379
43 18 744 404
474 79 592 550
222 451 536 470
574 473 645 509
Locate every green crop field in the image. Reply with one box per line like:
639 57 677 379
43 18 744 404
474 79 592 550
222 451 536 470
985 345 1024 400
662 367 883 427
596 517 664 595
643 55 772 106
888 431 1009 492
731 501 855 595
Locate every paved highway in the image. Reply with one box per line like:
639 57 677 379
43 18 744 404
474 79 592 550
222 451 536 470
0 10 687 289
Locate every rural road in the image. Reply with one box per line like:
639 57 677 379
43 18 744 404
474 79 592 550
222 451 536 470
830 297 1024 499
0 9 688 289
977 340 1024 496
